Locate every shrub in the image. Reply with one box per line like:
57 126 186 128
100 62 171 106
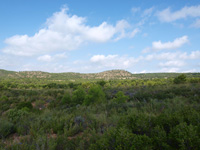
72 86 86 105
61 91 71 105
17 101 33 110
174 74 187 84
0 119 15 138
84 85 106 105
151 125 169 149
6 108 29 123
112 91 128 104
169 122 200 149
89 127 152 150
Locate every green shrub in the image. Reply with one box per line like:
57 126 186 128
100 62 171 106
151 125 169 149
169 122 200 149
6 108 29 123
17 101 33 110
61 91 71 105
84 85 106 105
89 127 152 150
0 119 15 138
72 86 86 105
112 91 128 104
174 74 187 84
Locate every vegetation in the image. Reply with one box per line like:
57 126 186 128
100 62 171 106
0 69 200 149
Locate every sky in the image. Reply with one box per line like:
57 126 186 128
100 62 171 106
0 0 200 73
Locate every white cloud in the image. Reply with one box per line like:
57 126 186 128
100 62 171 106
188 51 200 59
2 7 132 56
90 54 139 69
129 28 140 38
54 52 68 59
152 36 188 51
37 53 67 62
143 36 188 53
159 60 185 67
145 51 200 61
37 55 52 62
90 55 118 62
131 7 140 14
191 19 200 28
142 7 155 17
161 67 180 72
157 5 200 22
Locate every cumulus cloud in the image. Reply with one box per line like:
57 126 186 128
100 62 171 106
90 54 139 69
145 51 200 61
88 50 200 73
161 67 180 72
37 53 67 62
37 55 52 62
142 36 188 53
2 7 132 56
188 51 200 59
159 60 185 67
157 5 200 22
152 36 188 51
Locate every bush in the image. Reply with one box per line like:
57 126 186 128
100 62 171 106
72 86 86 105
151 125 169 149
61 91 71 105
6 108 29 123
112 91 128 104
84 85 106 105
89 127 152 150
174 74 187 84
169 122 200 149
0 119 15 138
17 101 33 110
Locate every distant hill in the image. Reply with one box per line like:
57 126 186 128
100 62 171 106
0 69 199 80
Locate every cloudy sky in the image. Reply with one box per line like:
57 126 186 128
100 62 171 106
0 0 200 73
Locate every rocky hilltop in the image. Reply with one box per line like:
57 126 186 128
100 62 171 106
0 69 134 80
0 69 199 80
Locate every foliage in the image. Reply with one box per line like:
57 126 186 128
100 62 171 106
84 85 106 105
0 119 15 138
174 74 187 84
72 86 86 105
112 91 128 104
17 101 33 110
0 73 200 149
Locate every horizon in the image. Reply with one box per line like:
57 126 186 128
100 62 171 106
1 68 199 74
0 0 200 73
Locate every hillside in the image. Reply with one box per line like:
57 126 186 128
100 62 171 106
0 69 134 80
0 69 199 80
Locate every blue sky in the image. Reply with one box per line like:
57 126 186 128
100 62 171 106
0 0 200 73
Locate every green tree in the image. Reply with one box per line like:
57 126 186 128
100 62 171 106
72 86 86 105
112 91 128 104
61 91 71 105
174 74 187 84
84 85 106 105
0 119 15 139
169 122 200 149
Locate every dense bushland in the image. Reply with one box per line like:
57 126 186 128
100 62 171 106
0 75 200 149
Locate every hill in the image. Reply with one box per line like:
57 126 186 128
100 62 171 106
0 69 199 80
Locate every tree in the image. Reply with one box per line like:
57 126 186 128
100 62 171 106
169 122 200 149
72 86 86 105
84 85 106 105
0 119 15 139
112 91 128 104
61 91 71 105
173 74 187 84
